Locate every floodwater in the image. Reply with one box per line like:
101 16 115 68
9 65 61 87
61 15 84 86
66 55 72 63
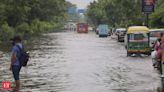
0 31 162 92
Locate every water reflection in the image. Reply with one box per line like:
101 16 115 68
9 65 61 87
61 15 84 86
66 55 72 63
0 32 162 92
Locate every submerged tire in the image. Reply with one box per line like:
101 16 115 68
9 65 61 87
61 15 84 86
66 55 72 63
127 52 131 57
148 52 151 56
117 36 120 42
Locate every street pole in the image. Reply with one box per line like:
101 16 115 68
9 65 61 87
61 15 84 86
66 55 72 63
161 35 164 89
146 13 149 27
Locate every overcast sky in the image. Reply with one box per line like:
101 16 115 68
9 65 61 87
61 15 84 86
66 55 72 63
66 0 95 9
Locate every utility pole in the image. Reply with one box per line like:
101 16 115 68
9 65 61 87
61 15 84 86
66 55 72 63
142 0 156 27
146 13 149 27
162 35 164 89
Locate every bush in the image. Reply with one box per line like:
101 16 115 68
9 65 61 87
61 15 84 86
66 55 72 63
41 22 55 32
30 19 43 34
150 4 164 28
15 23 33 38
0 23 14 41
0 19 63 42
31 19 60 33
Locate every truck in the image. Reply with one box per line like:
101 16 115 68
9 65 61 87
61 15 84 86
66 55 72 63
98 24 109 37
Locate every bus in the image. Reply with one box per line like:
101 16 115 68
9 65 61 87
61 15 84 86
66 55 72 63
77 22 88 33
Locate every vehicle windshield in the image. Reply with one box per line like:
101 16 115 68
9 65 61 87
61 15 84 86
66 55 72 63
129 33 148 40
79 23 87 27
150 31 163 37
120 30 126 33
119 29 126 32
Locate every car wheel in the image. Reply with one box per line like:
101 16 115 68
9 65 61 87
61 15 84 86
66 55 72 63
118 36 120 42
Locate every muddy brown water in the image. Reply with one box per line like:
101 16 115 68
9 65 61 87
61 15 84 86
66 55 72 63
0 31 162 92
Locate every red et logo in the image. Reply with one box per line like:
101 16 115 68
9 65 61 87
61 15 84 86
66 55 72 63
2 81 11 90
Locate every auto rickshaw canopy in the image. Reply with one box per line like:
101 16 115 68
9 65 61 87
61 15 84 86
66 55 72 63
127 26 149 34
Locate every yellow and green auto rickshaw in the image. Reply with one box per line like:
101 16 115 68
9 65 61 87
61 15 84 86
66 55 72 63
125 26 151 56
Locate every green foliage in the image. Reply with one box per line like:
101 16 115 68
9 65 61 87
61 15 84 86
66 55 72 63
87 0 164 28
150 0 164 28
0 0 70 41
30 19 42 33
15 22 32 37
0 23 14 41
30 20 59 33
65 1 79 22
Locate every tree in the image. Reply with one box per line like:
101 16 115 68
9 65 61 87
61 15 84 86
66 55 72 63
0 0 71 41
150 0 164 27
87 0 144 27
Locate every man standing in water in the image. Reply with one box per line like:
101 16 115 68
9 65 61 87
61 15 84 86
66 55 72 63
10 36 23 92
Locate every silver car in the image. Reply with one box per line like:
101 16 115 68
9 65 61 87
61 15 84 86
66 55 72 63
149 29 164 48
116 28 127 42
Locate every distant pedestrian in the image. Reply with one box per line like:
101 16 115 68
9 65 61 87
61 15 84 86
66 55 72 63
10 36 23 92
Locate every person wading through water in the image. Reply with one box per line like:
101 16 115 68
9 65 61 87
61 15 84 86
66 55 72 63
10 36 23 92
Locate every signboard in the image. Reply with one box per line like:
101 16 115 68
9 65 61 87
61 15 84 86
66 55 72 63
142 0 155 13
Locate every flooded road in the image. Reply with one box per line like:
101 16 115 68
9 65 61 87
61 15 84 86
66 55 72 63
0 31 161 92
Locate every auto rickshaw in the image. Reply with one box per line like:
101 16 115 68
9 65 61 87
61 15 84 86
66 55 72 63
125 26 151 56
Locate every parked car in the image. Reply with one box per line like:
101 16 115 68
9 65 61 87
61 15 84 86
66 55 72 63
149 29 164 49
116 28 127 42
